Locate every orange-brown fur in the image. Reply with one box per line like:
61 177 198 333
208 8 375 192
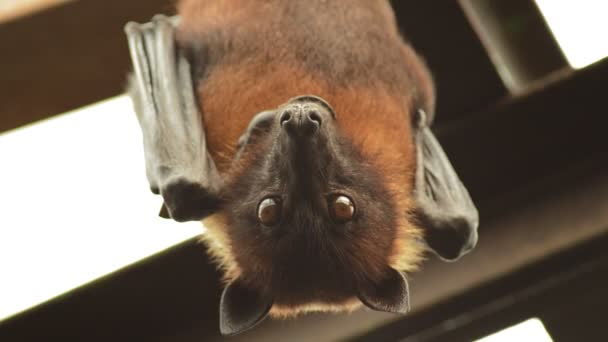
178 0 434 317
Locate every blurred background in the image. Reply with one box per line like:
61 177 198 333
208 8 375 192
0 0 607 341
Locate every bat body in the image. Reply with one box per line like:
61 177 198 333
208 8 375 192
126 0 478 336
180 0 427 316
176 0 432 174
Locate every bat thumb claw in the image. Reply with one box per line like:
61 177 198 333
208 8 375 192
158 203 171 219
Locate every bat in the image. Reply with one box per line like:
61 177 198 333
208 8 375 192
125 0 478 336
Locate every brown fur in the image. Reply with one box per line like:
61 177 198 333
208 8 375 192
177 0 434 317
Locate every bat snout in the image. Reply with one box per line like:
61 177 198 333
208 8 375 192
280 106 323 137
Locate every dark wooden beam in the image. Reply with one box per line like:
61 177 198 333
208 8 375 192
0 0 174 133
390 0 508 123
439 59 608 216
0 239 225 341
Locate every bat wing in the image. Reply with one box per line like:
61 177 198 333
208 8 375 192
414 110 479 261
125 16 222 222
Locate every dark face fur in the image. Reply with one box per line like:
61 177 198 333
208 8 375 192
222 96 404 312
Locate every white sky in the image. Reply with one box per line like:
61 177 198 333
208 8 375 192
535 0 608 69
0 96 203 321
476 318 553 342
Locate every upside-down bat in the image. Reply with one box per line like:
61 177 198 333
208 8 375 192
125 0 478 336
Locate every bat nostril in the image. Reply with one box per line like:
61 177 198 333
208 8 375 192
280 110 293 126
307 110 322 126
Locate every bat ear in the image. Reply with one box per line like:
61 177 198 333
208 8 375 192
413 110 479 261
219 278 273 336
357 268 410 314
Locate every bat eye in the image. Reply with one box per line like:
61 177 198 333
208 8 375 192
329 195 356 223
258 197 282 226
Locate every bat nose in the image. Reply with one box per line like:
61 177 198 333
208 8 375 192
280 106 322 137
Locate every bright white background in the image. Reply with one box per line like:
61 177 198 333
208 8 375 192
535 0 608 69
0 96 203 321
476 318 553 342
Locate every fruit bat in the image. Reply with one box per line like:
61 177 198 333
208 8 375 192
125 0 478 336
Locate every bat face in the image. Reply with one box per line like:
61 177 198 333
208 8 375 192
219 96 408 315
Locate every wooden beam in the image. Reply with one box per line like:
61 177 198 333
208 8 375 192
0 0 173 133
390 0 507 123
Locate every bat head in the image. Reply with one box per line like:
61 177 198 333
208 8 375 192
215 95 414 335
